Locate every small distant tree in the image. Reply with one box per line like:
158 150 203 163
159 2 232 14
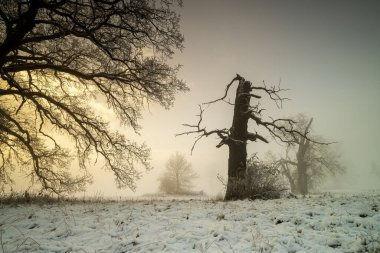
158 153 198 194
278 114 345 194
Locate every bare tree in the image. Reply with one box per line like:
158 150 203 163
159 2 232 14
0 0 187 194
158 152 198 194
178 74 307 200
278 114 345 194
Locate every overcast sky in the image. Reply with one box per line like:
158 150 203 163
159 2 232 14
84 0 380 197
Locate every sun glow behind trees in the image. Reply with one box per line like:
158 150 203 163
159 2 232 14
0 0 187 194
1 0 379 196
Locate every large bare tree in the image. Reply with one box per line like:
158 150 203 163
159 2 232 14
278 114 345 195
0 0 187 194
179 74 306 200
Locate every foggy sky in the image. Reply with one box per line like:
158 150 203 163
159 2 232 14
85 0 380 197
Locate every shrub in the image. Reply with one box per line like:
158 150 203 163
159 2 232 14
244 155 287 200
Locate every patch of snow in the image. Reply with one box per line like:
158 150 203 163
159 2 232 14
0 192 379 252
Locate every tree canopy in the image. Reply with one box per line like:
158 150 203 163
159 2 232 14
0 0 187 194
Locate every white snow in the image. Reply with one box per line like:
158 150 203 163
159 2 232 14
0 192 379 252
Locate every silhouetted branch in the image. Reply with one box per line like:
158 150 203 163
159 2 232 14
250 80 290 108
176 105 230 154
178 75 326 157
203 74 243 105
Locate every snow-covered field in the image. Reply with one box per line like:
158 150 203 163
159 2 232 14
0 192 379 253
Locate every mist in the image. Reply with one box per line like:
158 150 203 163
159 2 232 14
117 0 379 197
6 0 380 198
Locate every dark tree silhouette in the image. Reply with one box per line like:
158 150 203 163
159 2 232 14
178 74 306 200
278 114 345 194
158 152 198 194
0 0 187 194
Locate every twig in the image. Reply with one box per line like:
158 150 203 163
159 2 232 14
216 174 227 188
14 237 40 252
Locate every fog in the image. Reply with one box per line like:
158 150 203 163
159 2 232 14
81 0 380 198
12 0 380 197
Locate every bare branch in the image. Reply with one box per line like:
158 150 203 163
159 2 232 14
203 74 243 105
176 105 230 154
178 75 327 158
250 80 291 108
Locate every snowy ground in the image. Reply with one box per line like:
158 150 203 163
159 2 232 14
0 192 379 253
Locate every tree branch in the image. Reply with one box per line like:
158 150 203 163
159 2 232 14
203 74 243 105
176 105 231 154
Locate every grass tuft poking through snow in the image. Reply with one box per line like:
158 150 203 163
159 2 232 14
0 192 379 252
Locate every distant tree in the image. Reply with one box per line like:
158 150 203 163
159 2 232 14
278 114 345 194
0 0 187 194
178 74 309 200
370 162 380 180
158 153 198 194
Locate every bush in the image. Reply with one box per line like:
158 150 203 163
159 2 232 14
243 155 287 200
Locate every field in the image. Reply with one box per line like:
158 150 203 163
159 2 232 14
0 192 379 253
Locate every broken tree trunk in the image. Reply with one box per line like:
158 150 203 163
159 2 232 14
282 163 297 194
297 159 308 195
225 77 252 200
296 118 313 195
177 74 305 200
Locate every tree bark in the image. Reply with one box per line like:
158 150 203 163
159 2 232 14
225 78 251 200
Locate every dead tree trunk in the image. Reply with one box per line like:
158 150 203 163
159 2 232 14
297 158 308 195
178 74 307 200
225 78 252 200
296 118 313 195
281 164 297 193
